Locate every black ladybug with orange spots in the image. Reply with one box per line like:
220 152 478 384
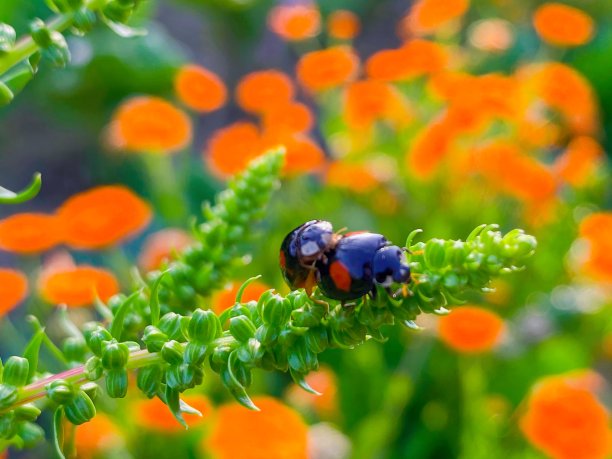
279 222 411 301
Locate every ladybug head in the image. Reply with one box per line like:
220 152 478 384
372 245 411 287
297 220 335 262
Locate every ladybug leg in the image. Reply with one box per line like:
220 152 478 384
304 270 317 296
341 301 356 312
313 298 330 316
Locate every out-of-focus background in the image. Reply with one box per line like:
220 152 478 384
1 0 611 458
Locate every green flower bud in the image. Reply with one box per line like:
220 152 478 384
444 240 466 266
46 380 75 404
101 340 129 370
107 294 126 313
142 326 168 353
64 390 96 425
0 385 18 410
43 31 70 68
161 340 184 364
424 239 446 270
255 324 278 346
287 339 318 374
17 421 45 447
0 411 17 439
158 313 187 341
137 365 162 398
14 404 41 422
236 338 263 364
229 316 257 343
304 327 329 354
188 309 221 343
0 23 16 53
3 357 29 387
262 295 291 327
83 324 112 356
85 356 103 381
184 342 208 366
80 382 98 400
63 336 88 362
166 363 202 391
106 369 128 398
29 19 52 48
0 82 13 106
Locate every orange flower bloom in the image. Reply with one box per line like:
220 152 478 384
327 10 360 40
407 0 470 35
138 228 193 272
554 136 603 187
57 186 152 250
205 122 265 178
74 413 122 459
174 64 227 113
296 46 359 92
525 63 598 135
438 306 504 353
236 70 295 114
0 213 62 254
343 80 394 129
468 18 514 52
39 265 119 307
472 142 556 202
110 96 192 154
207 396 308 459
533 3 594 47
277 135 326 176
366 40 447 82
520 371 612 459
0 268 28 316
406 119 457 180
325 162 380 193
579 212 612 282
135 394 212 432
211 280 271 315
286 366 338 418
262 102 314 137
268 4 321 41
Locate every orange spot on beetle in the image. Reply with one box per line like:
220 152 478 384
279 250 286 269
329 261 351 292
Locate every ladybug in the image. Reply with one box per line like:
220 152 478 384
279 220 339 291
315 232 411 301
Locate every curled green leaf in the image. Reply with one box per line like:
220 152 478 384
0 173 42 204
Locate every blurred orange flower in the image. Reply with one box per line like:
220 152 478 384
74 412 122 459
406 119 456 180
262 102 314 137
110 96 192 154
533 3 594 47
207 396 308 459
268 4 321 42
134 394 212 432
438 306 504 353
174 64 227 113
520 371 612 459
526 63 598 136
205 121 264 178
327 10 360 40
138 228 193 272
472 142 556 203
554 136 603 187
277 135 326 176
0 268 28 316
296 46 359 92
343 80 393 129
236 70 295 114
579 212 612 282
39 265 119 306
407 0 469 35
211 280 271 315
0 213 62 254
325 162 380 193
366 40 447 82
285 366 338 419
58 186 152 250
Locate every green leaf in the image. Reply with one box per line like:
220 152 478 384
100 16 147 38
0 173 42 204
289 368 320 395
28 316 68 366
235 275 262 303
52 407 66 459
109 290 140 339
149 271 169 327
163 387 187 429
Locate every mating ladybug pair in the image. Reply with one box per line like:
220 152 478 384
279 220 411 301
